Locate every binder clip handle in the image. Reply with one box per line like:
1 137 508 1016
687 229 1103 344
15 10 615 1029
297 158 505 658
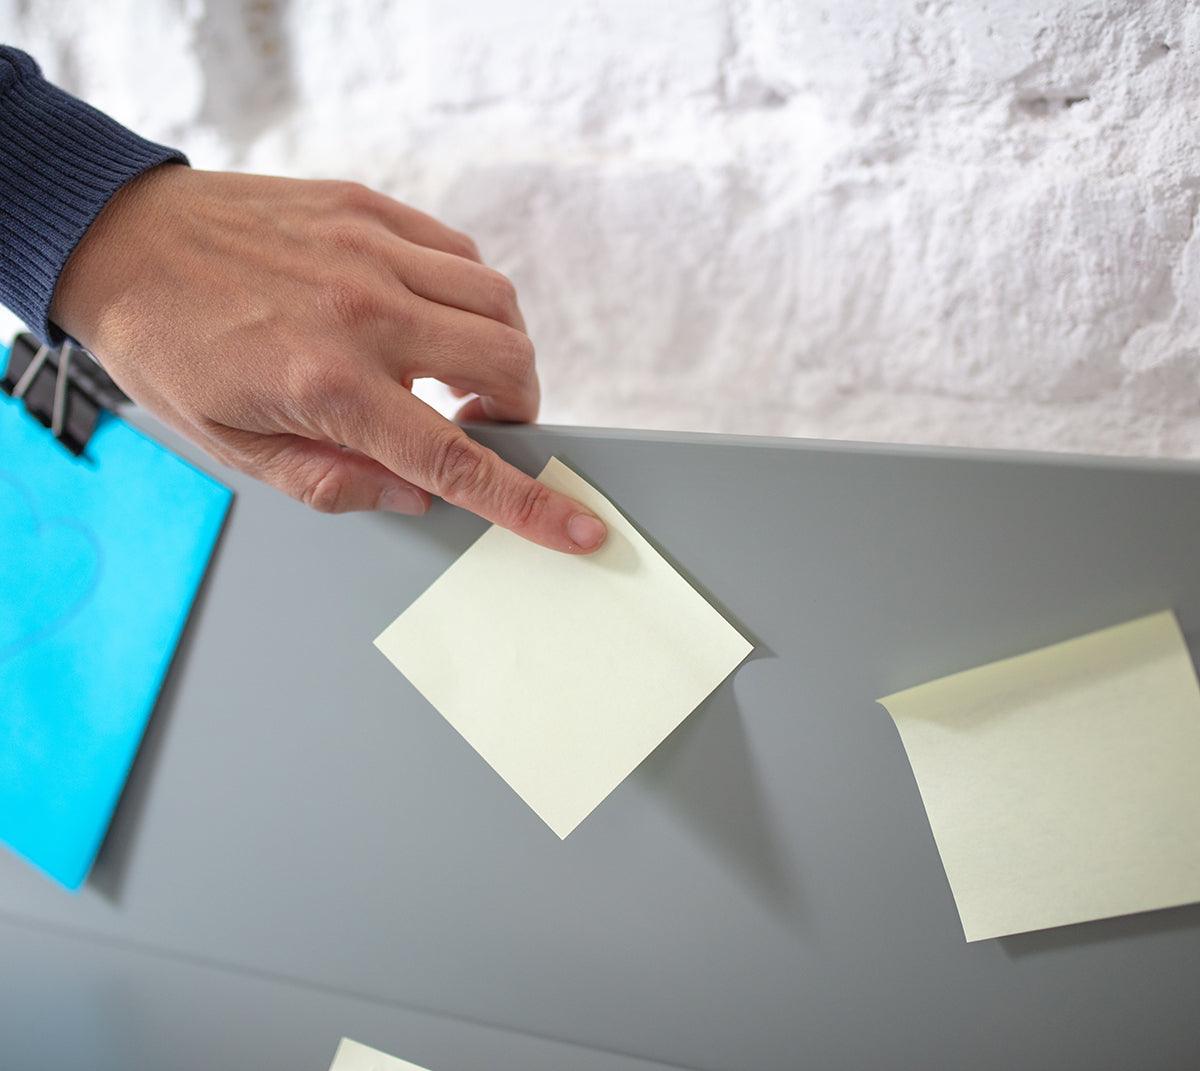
1 332 128 456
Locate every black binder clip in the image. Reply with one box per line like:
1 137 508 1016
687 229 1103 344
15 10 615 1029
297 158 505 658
1 332 128 456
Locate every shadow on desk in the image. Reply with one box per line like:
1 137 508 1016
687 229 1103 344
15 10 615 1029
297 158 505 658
1001 899 1200 958
636 643 804 932
88 506 234 904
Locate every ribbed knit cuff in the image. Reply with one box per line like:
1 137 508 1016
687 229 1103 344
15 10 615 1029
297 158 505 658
0 47 187 343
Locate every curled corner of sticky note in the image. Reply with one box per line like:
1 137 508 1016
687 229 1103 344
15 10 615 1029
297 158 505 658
874 609 1200 941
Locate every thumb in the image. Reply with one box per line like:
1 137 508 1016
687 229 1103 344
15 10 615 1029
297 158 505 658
237 433 431 515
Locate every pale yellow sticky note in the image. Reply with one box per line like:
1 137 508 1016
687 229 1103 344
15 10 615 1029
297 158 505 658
879 610 1200 941
329 1038 430 1071
375 457 752 837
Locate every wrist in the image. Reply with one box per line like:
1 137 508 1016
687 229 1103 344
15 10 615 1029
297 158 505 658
50 163 189 352
0 47 186 342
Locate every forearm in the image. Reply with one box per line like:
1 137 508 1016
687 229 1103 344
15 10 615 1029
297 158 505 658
0 45 185 342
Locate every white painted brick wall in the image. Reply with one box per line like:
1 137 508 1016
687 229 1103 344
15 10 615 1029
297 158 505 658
4 0 1199 457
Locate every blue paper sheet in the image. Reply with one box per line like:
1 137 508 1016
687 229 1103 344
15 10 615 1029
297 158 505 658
0 366 231 889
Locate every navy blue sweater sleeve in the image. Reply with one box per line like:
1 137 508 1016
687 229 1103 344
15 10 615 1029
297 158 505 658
0 46 187 342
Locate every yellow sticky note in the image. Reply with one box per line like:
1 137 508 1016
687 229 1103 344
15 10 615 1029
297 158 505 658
879 610 1200 941
329 1038 430 1071
375 457 753 838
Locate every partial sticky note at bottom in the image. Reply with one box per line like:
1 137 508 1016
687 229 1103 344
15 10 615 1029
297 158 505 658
879 610 1200 941
375 457 752 838
330 1038 431 1071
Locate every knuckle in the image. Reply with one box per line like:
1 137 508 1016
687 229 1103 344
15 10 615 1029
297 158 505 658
335 180 374 212
293 359 356 415
486 271 519 318
508 479 552 530
429 430 487 501
321 278 378 329
298 460 351 514
502 331 536 378
388 293 420 332
449 230 481 261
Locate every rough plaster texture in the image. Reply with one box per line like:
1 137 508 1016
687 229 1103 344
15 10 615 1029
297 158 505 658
4 1 1200 457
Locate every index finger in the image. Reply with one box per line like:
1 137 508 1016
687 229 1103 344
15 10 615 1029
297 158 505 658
351 383 607 554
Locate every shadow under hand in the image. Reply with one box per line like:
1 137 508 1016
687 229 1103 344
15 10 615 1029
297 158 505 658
637 678 803 931
87 510 233 904
369 498 487 560
1001 900 1200 958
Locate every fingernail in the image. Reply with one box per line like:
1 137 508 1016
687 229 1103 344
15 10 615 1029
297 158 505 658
567 512 606 550
379 486 425 515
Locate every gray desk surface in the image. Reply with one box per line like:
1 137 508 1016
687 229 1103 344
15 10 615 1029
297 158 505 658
0 913 679 1071
2 420 1200 1071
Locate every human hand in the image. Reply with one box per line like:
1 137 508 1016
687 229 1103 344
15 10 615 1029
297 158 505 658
49 165 606 553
